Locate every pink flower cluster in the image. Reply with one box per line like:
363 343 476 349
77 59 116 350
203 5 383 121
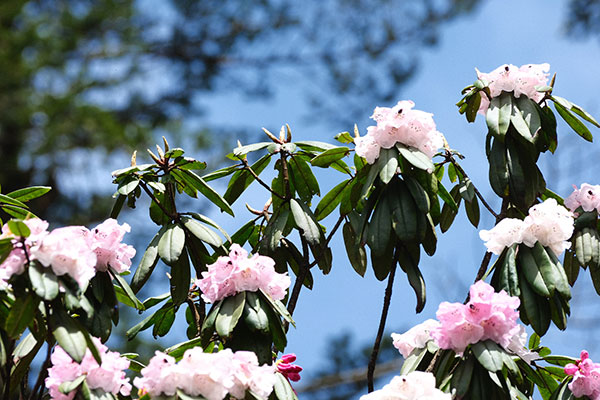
276 353 302 382
133 348 275 400
45 338 131 400
432 281 520 355
360 371 450 400
0 218 49 289
196 244 290 303
479 198 574 256
476 63 550 113
565 351 600 399
355 100 445 164
0 218 135 289
391 282 521 357
565 183 600 214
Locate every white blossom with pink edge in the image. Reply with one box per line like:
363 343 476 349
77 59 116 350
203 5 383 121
479 198 574 256
476 63 550 114
565 183 600 214
196 244 291 303
133 348 275 400
0 218 49 289
430 281 520 355
45 337 131 400
91 218 136 273
355 100 445 164
391 319 440 359
360 371 451 400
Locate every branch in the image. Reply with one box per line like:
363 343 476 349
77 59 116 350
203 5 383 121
239 157 286 200
139 181 178 220
367 264 397 392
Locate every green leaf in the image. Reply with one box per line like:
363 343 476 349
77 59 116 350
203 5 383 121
0 205 31 219
437 181 459 212
405 176 430 214
552 95 600 127
378 148 399 184
464 197 480 228
451 356 475 397
518 244 551 297
6 186 51 202
288 155 320 201
201 164 240 182
553 101 593 142
28 261 59 300
52 309 88 362
367 195 393 256
487 92 512 138
273 372 298 400
243 291 270 334
4 293 38 338
290 199 322 245
472 340 505 372
152 306 176 337
397 245 426 313
334 131 354 144
223 154 271 204
260 205 290 252
519 270 551 336
178 169 234 215
169 248 191 307
315 180 350 220
181 216 222 247
215 292 246 338
7 219 30 237
396 143 434 171
158 223 186 265
131 229 163 293
116 176 140 195
343 222 367 277
466 91 482 122
439 185 461 233
310 147 350 168
233 142 271 157
0 193 28 209
109 268 144 310
389 182 418 241
109 195 126 219
259 289 295 326
294 140 338 152
59 375 86 395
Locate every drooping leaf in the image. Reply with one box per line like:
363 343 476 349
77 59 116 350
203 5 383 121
553 101 593 142
181 216 222 247
223 154 271 205
396 143 434 171
290 199 322 245
315 180 351 220
131 228 163 293
4 293 38 338
158 223 186 265
28 261 59 301
215 292 246 339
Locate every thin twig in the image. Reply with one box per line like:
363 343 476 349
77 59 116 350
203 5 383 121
239 157 285 200
367 264 397 392
139 181 178 220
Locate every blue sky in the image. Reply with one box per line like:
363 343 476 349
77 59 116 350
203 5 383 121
111 0 600 397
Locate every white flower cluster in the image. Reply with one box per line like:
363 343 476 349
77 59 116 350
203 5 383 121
360 371 451 400
479 199 574 256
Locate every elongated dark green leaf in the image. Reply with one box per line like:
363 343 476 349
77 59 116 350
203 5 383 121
273 372 298 400
1 205 31 219
223 154 271 204
158 223 186 265
188 171 235 215
437 181 458 212
169 248 191 307
110 195 126 219
439 185 461 233
259 289 295 326
343 222 367 277
452 356 475 397
466 91 482 122
519 271 550 336
310 147 350 168
6 186 51 202
181 216 222 247
260 205 290 252
109 268 144 310
131 229 163 293
117 176 140 195
405 177 430 213
552 95 600 127
28 261 59 300
243 291 270 334
553 101 593 142
295 140 338 152
0 193 27 208
201 164 240 182
290 199 321 245
215 292 246 338
288 155 320 201
367 196 393 256
397 246 426 313
396 143 434 171
4 293 38 338
518 244 551 296
464 197 480 228
152 306 176 337
488 136 510 198
389 184 418 241
315 179 350 221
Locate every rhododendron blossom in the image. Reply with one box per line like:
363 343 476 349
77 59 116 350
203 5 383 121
0 218 49 288
196 244 291 303
276 353 302 382
45 338 131 400
479 198 574 256
564 351 600 399
133 348 275 400
360 371 450 400
476 63 550 113
391 319 440 358
565 183 600 214
431 280 520 355
355 100 444 164
91 218 136 273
